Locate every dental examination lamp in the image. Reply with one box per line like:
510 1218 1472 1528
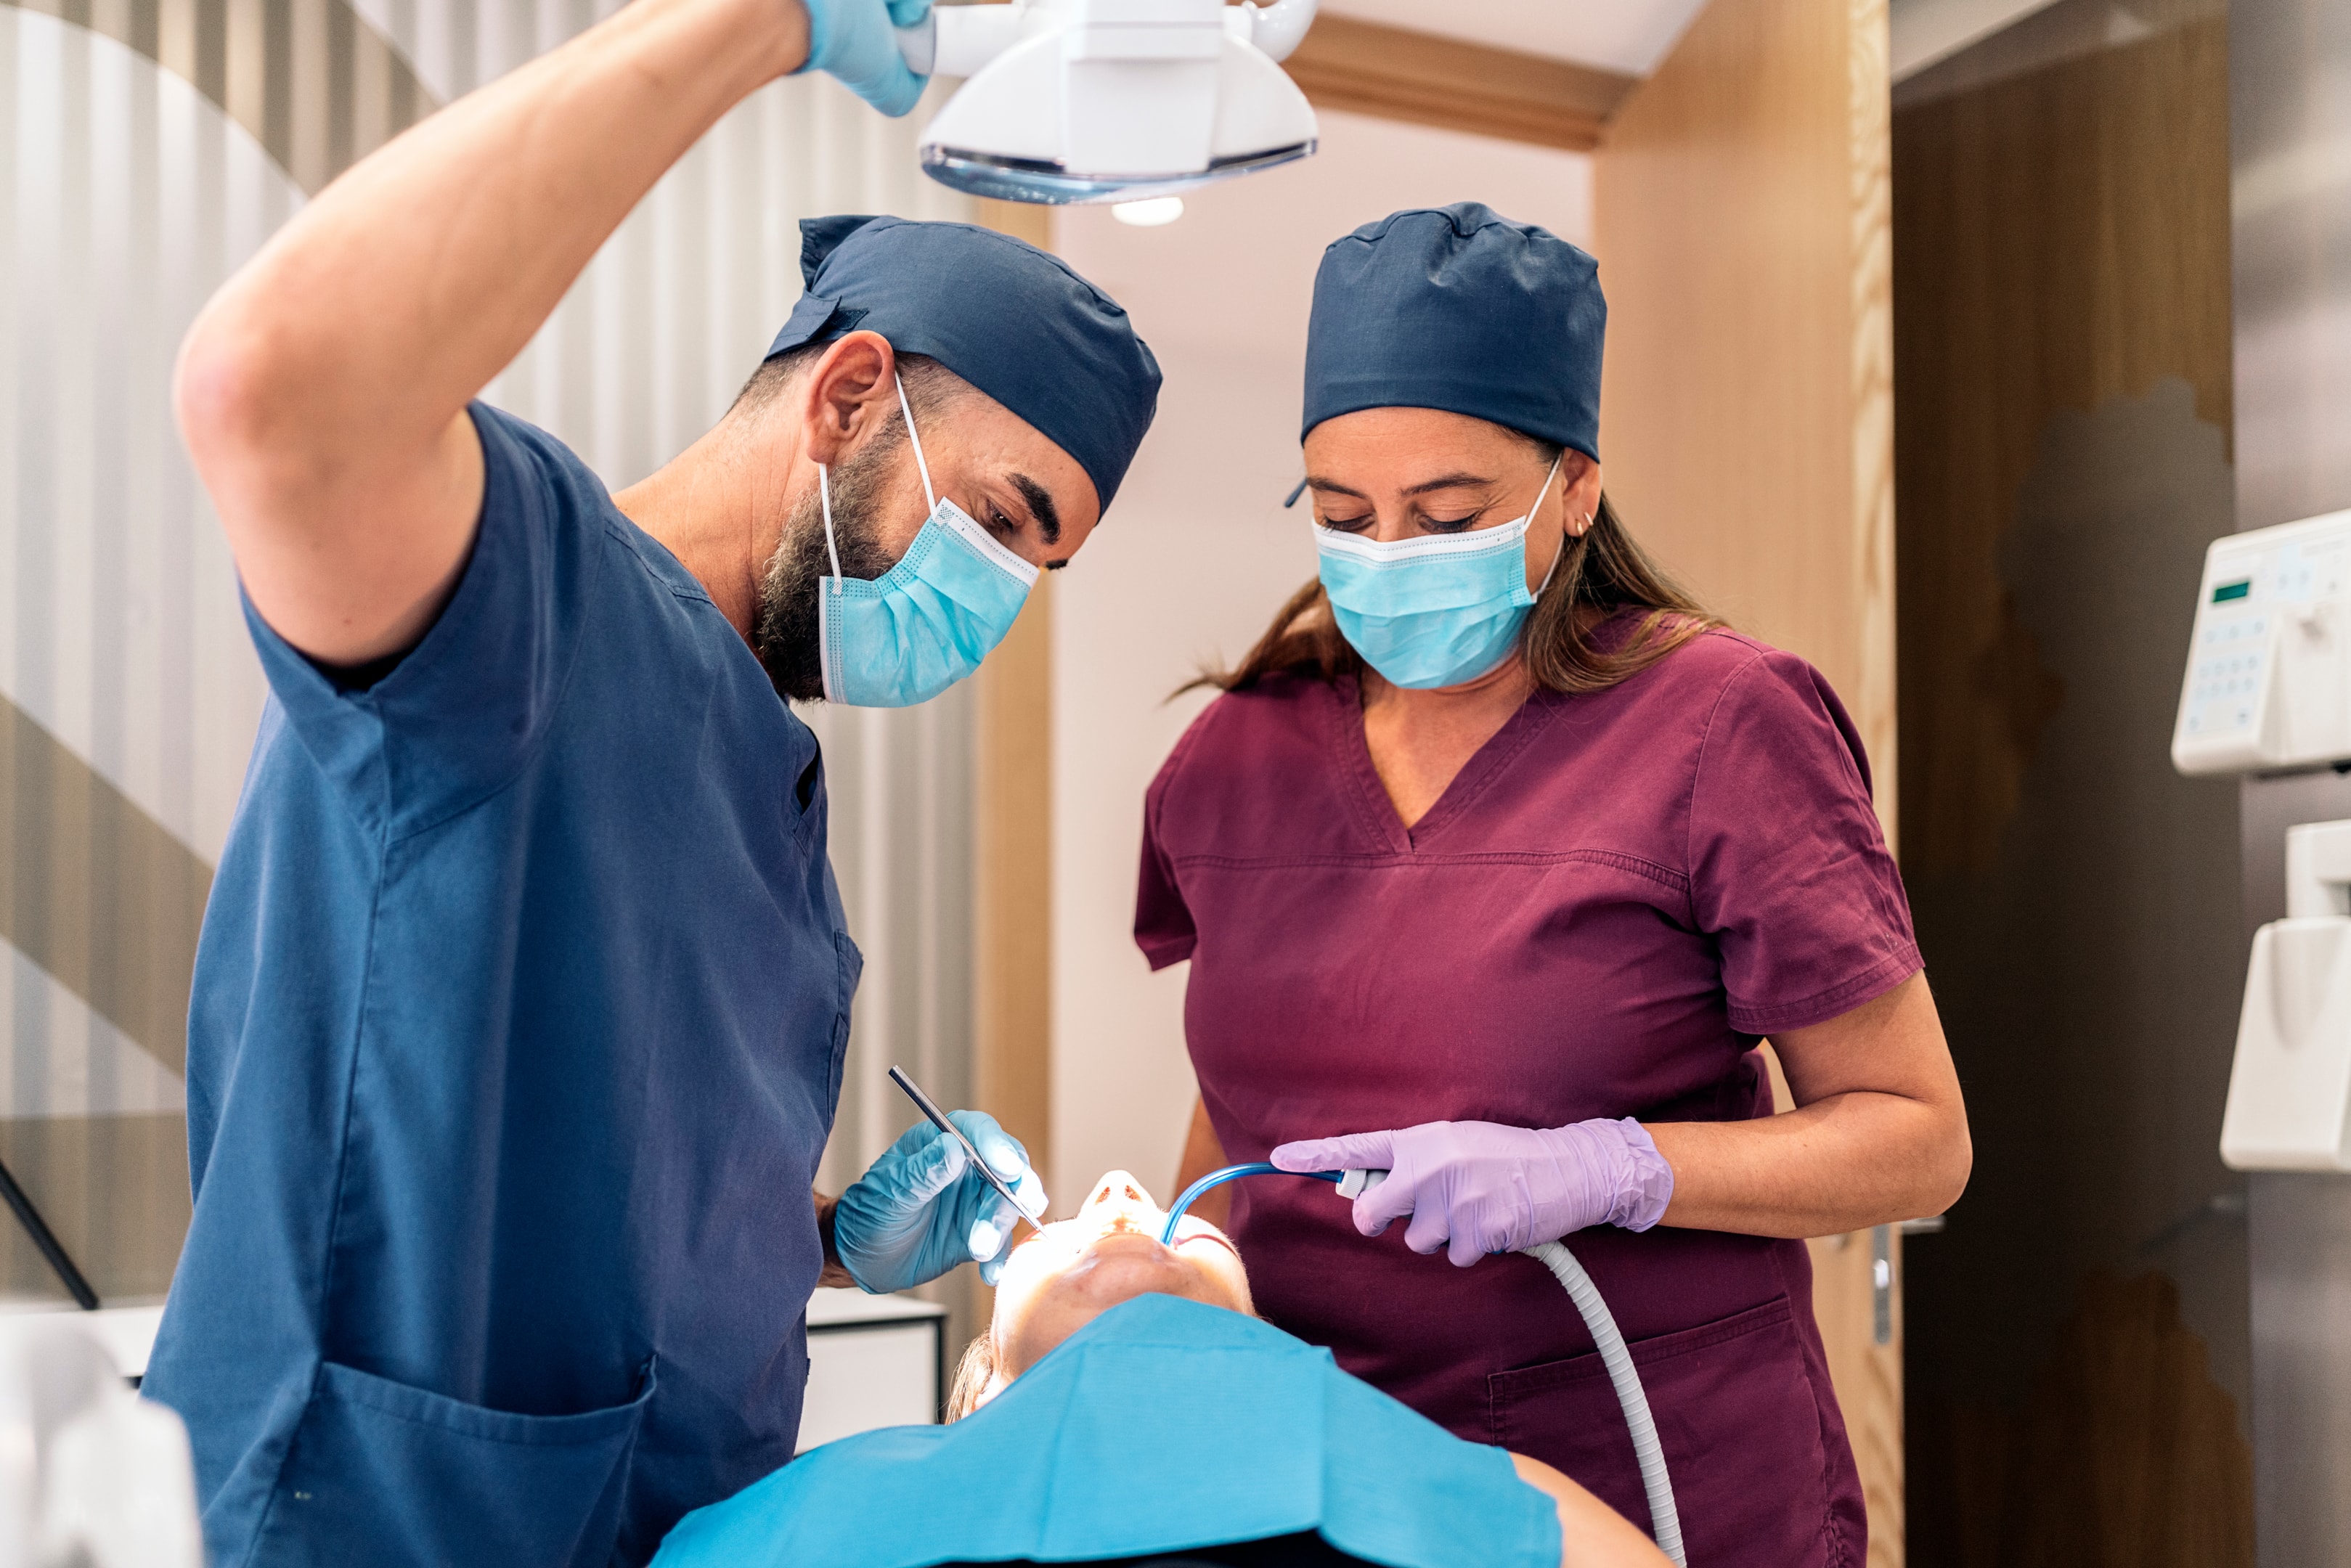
895 0 1321 205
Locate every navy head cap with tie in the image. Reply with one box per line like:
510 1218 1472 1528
1302 203 1605 462
767 215 1163 513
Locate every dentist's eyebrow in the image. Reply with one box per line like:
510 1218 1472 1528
1303 475 1368 499
1401 472 1496 496
1011 474 1062 545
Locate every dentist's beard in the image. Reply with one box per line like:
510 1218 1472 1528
754 432 900 702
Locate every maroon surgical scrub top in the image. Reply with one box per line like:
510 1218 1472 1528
1133 625 1921 1568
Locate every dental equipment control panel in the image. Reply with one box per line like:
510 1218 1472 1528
2174 509 2351 776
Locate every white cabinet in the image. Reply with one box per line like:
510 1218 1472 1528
799 1288 948 1450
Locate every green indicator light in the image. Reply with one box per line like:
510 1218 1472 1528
2213 579 2253 604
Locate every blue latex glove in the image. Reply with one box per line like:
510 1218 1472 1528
1271 1118 1674 1268
799 0 931 117
835 1110 1045 1291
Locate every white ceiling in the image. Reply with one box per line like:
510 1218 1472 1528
1316 0 1713 77
1886 0 2068 80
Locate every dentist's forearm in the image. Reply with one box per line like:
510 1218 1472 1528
1645 975 1972 1238
1645 1090 1971 1238
195 0 804 444
177 0 810 661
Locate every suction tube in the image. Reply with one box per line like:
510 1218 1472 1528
1160 1162 1337 1243
1160 1163 1686 1567
1520 1240 1686 1567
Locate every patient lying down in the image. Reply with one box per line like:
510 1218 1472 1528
653 1173 1672 1568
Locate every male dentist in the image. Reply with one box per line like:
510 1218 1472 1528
140 0 1162 1559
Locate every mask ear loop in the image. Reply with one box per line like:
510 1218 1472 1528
1528 452 1570 598
819 463 843 595
895 372 938 513
818 369 932 599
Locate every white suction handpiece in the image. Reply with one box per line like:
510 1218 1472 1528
1335 1168 1388 1200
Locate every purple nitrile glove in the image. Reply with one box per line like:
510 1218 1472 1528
1270 1118 1675 1268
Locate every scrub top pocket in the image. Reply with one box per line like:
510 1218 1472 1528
1486 1297 1849 1568
248 1357 656 1568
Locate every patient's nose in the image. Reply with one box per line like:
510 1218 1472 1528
1077 1171 1162 1226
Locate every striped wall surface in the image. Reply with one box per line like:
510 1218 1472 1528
1 0 985 1307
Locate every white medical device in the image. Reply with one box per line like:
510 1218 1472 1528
2222 818 2351 1171
0 1316 203 1568
2172 509 2351 776
895 0 1319 205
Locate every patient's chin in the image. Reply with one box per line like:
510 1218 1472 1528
996 1242 1243 1385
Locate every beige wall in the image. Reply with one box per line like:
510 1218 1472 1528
1044 110 1594 1207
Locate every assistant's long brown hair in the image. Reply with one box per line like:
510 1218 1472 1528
1191 443 1719 696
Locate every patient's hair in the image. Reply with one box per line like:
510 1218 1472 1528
945 1336 996 1423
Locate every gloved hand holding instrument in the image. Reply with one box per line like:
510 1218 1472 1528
832 1066 1049 1292
1269 1116 1676 1264
1161 1119 1689 1566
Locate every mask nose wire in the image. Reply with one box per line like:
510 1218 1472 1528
818 463 842 595
894 372 938 513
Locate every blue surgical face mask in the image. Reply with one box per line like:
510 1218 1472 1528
1313 454 1565 690
818 377 1040 708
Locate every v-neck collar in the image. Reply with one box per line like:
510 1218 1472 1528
1326 672 1567 852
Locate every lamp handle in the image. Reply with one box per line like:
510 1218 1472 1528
1236 0 1315 62
898 2 1032 78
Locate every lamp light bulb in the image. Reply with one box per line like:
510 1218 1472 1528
1112 197 1186 228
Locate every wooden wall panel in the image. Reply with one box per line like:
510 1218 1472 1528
1888 10 2246 1567
1892 15 2233 883
1598 0 1904 1560
1597 0 1897 819
971 580 1054 1185
1282 16 1637 153
971 199 1056 1193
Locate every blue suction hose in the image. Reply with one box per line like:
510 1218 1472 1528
1162 1163 1687 1568
1160 1162 1339 1241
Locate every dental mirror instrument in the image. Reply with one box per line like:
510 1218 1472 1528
887 1065 1047 1225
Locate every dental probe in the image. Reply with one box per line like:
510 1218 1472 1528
887 1065 1048 1225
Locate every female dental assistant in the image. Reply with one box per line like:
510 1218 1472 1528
1138 205 1971 1567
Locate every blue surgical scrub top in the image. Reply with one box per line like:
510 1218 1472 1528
653 1295 1562 1568
143 405 858 1568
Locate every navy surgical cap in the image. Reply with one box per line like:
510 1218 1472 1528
767 215 1162 512
1302 203 1603 461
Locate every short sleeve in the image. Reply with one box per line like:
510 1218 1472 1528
1133 725 1204 971
1687 650 1922 1035
241 404 602 835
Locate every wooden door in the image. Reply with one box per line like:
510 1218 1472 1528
1593 0 1904 1560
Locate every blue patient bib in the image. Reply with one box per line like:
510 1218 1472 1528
653 1295 1560 1568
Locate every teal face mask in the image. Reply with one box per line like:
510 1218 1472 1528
818 377 1040 708
1313 454 1565 690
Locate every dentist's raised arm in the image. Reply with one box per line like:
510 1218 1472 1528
174 0 927 671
